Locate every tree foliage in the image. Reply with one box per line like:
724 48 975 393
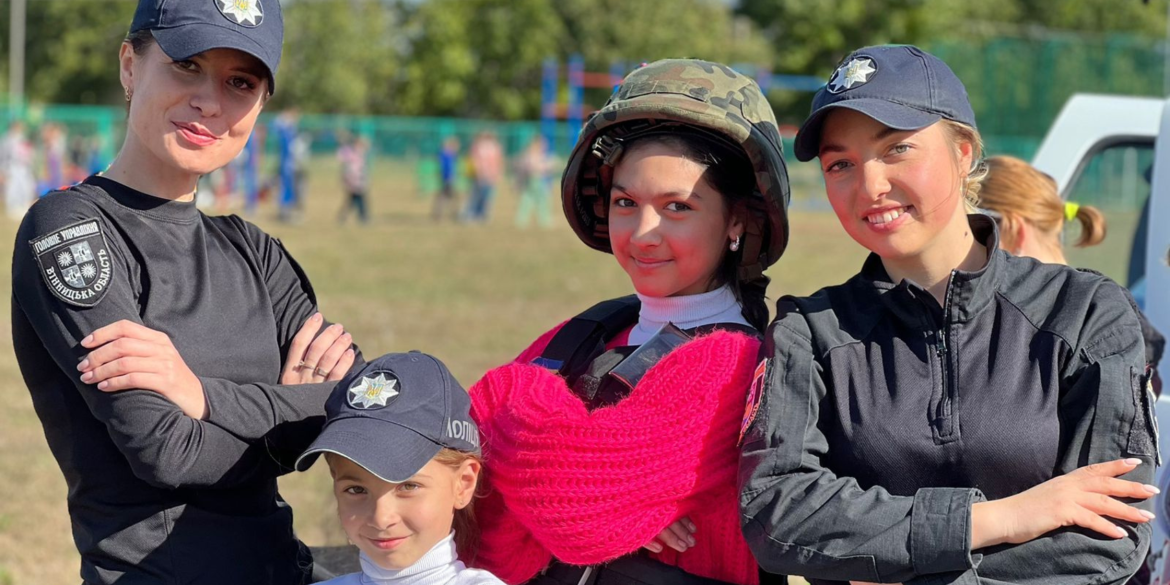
274 0 401 114
2 0 1168 120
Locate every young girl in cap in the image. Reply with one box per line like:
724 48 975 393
467 59 790 585
11 1 357 583
296 352 504 585
740 45 1157 585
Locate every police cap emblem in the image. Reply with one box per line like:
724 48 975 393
217 0 264 27
30 218 114 308
828 57 877 94
348 371 401 410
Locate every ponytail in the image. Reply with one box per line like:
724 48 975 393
1070 203 1107 248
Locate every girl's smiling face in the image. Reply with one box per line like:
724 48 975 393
607 141 745 298
329 454 479 570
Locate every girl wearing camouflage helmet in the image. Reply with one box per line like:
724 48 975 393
465 60 790 585
740 45 1155 585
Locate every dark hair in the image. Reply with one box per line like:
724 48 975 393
126 29 155 55
619 131 771 332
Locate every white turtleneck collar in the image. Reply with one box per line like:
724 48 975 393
319 532 503 585
627 284 750 346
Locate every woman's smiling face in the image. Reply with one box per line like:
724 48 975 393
817 108 971 261
120 41 268 177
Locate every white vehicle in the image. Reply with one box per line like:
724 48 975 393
1032 94 1169 582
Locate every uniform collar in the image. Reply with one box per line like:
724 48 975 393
859 214 1002 325
85 175 201 223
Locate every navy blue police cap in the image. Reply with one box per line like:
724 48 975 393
295 352 481 483
793 45 976 162
131 0 283 93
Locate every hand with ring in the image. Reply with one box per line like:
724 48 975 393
281 312 356 385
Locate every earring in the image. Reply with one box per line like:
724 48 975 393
729 236 741 252
124 87 132 102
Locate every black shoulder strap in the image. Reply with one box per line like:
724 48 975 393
533 295 640 379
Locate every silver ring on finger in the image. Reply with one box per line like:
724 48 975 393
314 367 329 378
295 361 315 372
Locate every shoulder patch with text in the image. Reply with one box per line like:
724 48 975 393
30 219 114 308
739 358 769 445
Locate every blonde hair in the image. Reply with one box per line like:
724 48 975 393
941 120 988 211
433 448 483 562
981 156 1107 250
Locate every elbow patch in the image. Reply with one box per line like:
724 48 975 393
1127 365 1160 465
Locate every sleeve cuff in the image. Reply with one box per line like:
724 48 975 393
200 376 220 422
199 376 274 439
911 487 985 575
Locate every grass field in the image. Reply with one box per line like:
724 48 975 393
0 157 867 584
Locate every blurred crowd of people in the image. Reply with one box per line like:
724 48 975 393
432 131 558 228
1 114 575 230
0 120 106 220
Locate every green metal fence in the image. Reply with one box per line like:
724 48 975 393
3 31 1163 205
929 33 1166 146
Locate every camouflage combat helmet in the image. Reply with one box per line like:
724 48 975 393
561 59 791 280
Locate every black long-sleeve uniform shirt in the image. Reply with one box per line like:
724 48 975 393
739 215 1156 585
11 176 359 585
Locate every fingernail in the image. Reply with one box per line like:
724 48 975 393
80 372 93 382
77 359 89 371
1126 458 1143 466
1145 484 1161 495
312 313 322 322
1115 526 1129 538
97 381 108 390
81 335 93 345
1142 510 1157 520
648 543 661 553
687 537 696 547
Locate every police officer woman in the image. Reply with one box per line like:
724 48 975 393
466 60 789 585
12 1 358 583
739 45 1157 585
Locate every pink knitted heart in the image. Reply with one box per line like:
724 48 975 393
470 329 761 585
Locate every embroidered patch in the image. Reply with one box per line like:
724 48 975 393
30 219 114 308
827 57 877 94
348 371 400 409
739 358 769 445
217 0 264 27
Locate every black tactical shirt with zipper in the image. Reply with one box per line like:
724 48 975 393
739 215 1155 585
